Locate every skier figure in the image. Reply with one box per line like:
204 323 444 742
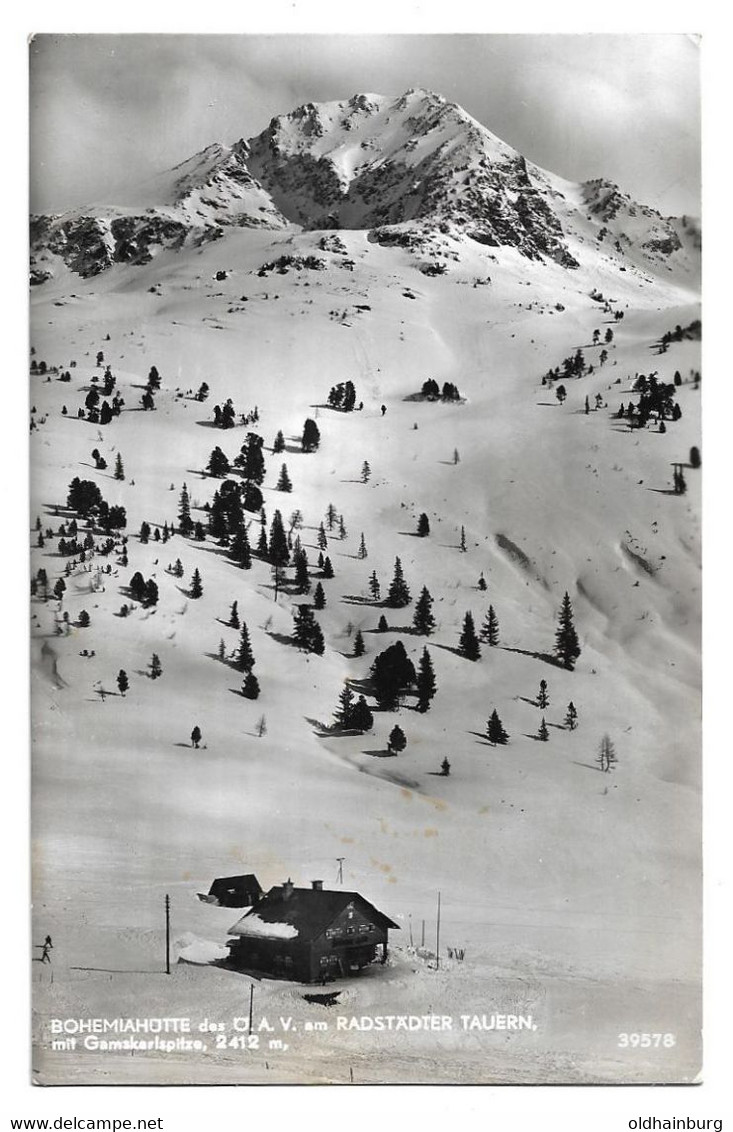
380 404 387 416
40 936 53 963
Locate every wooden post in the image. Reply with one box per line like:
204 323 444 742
165 894 171 975
421 919 425 948
248 982 254 1033
435 891 441 970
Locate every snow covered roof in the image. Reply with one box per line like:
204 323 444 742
228 885 399 940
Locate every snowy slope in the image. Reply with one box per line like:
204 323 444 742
29 95 701 1086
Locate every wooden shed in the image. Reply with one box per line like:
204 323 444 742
204 873 263 908
227 880 399 982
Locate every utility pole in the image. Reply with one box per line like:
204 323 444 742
336 857 345 885
165 894 171 975
435 891 441 970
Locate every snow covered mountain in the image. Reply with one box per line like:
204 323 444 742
30 88 699 282
29 87 702 1085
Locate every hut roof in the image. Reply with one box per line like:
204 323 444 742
228 885 399 940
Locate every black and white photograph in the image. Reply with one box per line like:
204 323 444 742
26 29 705 1091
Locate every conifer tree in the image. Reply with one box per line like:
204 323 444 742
189 567 203 598
537 716 549 741
326 503 338 530
117 669 129 696
441 757 451 776
369 571 381 601
144 579 159 607
338 514 347 539
459 525 467 553
361 460 371 483
229 526 252 570
273 430 285 454
353 629 365 657
565 701 578 730
206 447 230 477
257 526 269 559
242 672 260 700
150 653 162 680
139 521 151 544
477 573 487 591
129 571 147 601
458 612 481 660
78 610 91 627
173 558 184 578
416 647 437 712
269 510 289 566
417 513 430 537
218 638 226 661
178 483 193 536
371 642 416 709
537 679 549 709
276 464 292 492
191 725 201 748
236 623 255 672
413 587 436 636
114 452 125 481
378 614 389 632
335 685 356 729
357 533 368 559
229 601 240 629
351 696 374 732
293 605 325 654
301 418 321 453
317 522 328 550
486 709 509 745
554 591 581 670
322 557 334 580
388 725 407 754
294 547 311 594
387 557 411 608
313 581 326 609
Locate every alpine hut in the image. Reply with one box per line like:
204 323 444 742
227 879 399 982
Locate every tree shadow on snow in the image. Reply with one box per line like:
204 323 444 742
499 645 565 670
571 760 604 772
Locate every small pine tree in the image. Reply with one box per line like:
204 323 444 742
361 460 371 483
242 672 260 700
173 558 184 578
117 669 129 696
458 612 481 660
537 679 549 709
477 573 487 591
322 556 334 580
313 581 326 609
413 587 436 636
338 514 347 539
114 452 125 480
417 512 430 537
353 629 365 657
273 430 285 454
378 614 389 632
236 623 255 672
276 464 292 492
441 757 451 776
317 522 328 550
178 483 193 537
229 601 240 629
565 701 578 730
369 571 381 601
351 696 374 732
388 725 407 755
335 685 356 729
218 638 226 661
189 568 203 599
387 557 411 608
357 532 368 559
191 725 202 748
139 521 151 544
486 709 509 745
555 591 581 670
537 716 549 742
78 610 91 627
453 448 460 465
256 714 267 737
150 653 162 679
459 525 467 553
416 647 437 712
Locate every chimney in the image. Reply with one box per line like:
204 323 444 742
311 880 323 891
282 878 294 901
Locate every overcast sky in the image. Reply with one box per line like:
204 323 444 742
29 33 700 217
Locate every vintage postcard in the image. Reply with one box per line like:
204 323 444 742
29 33 701 1085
